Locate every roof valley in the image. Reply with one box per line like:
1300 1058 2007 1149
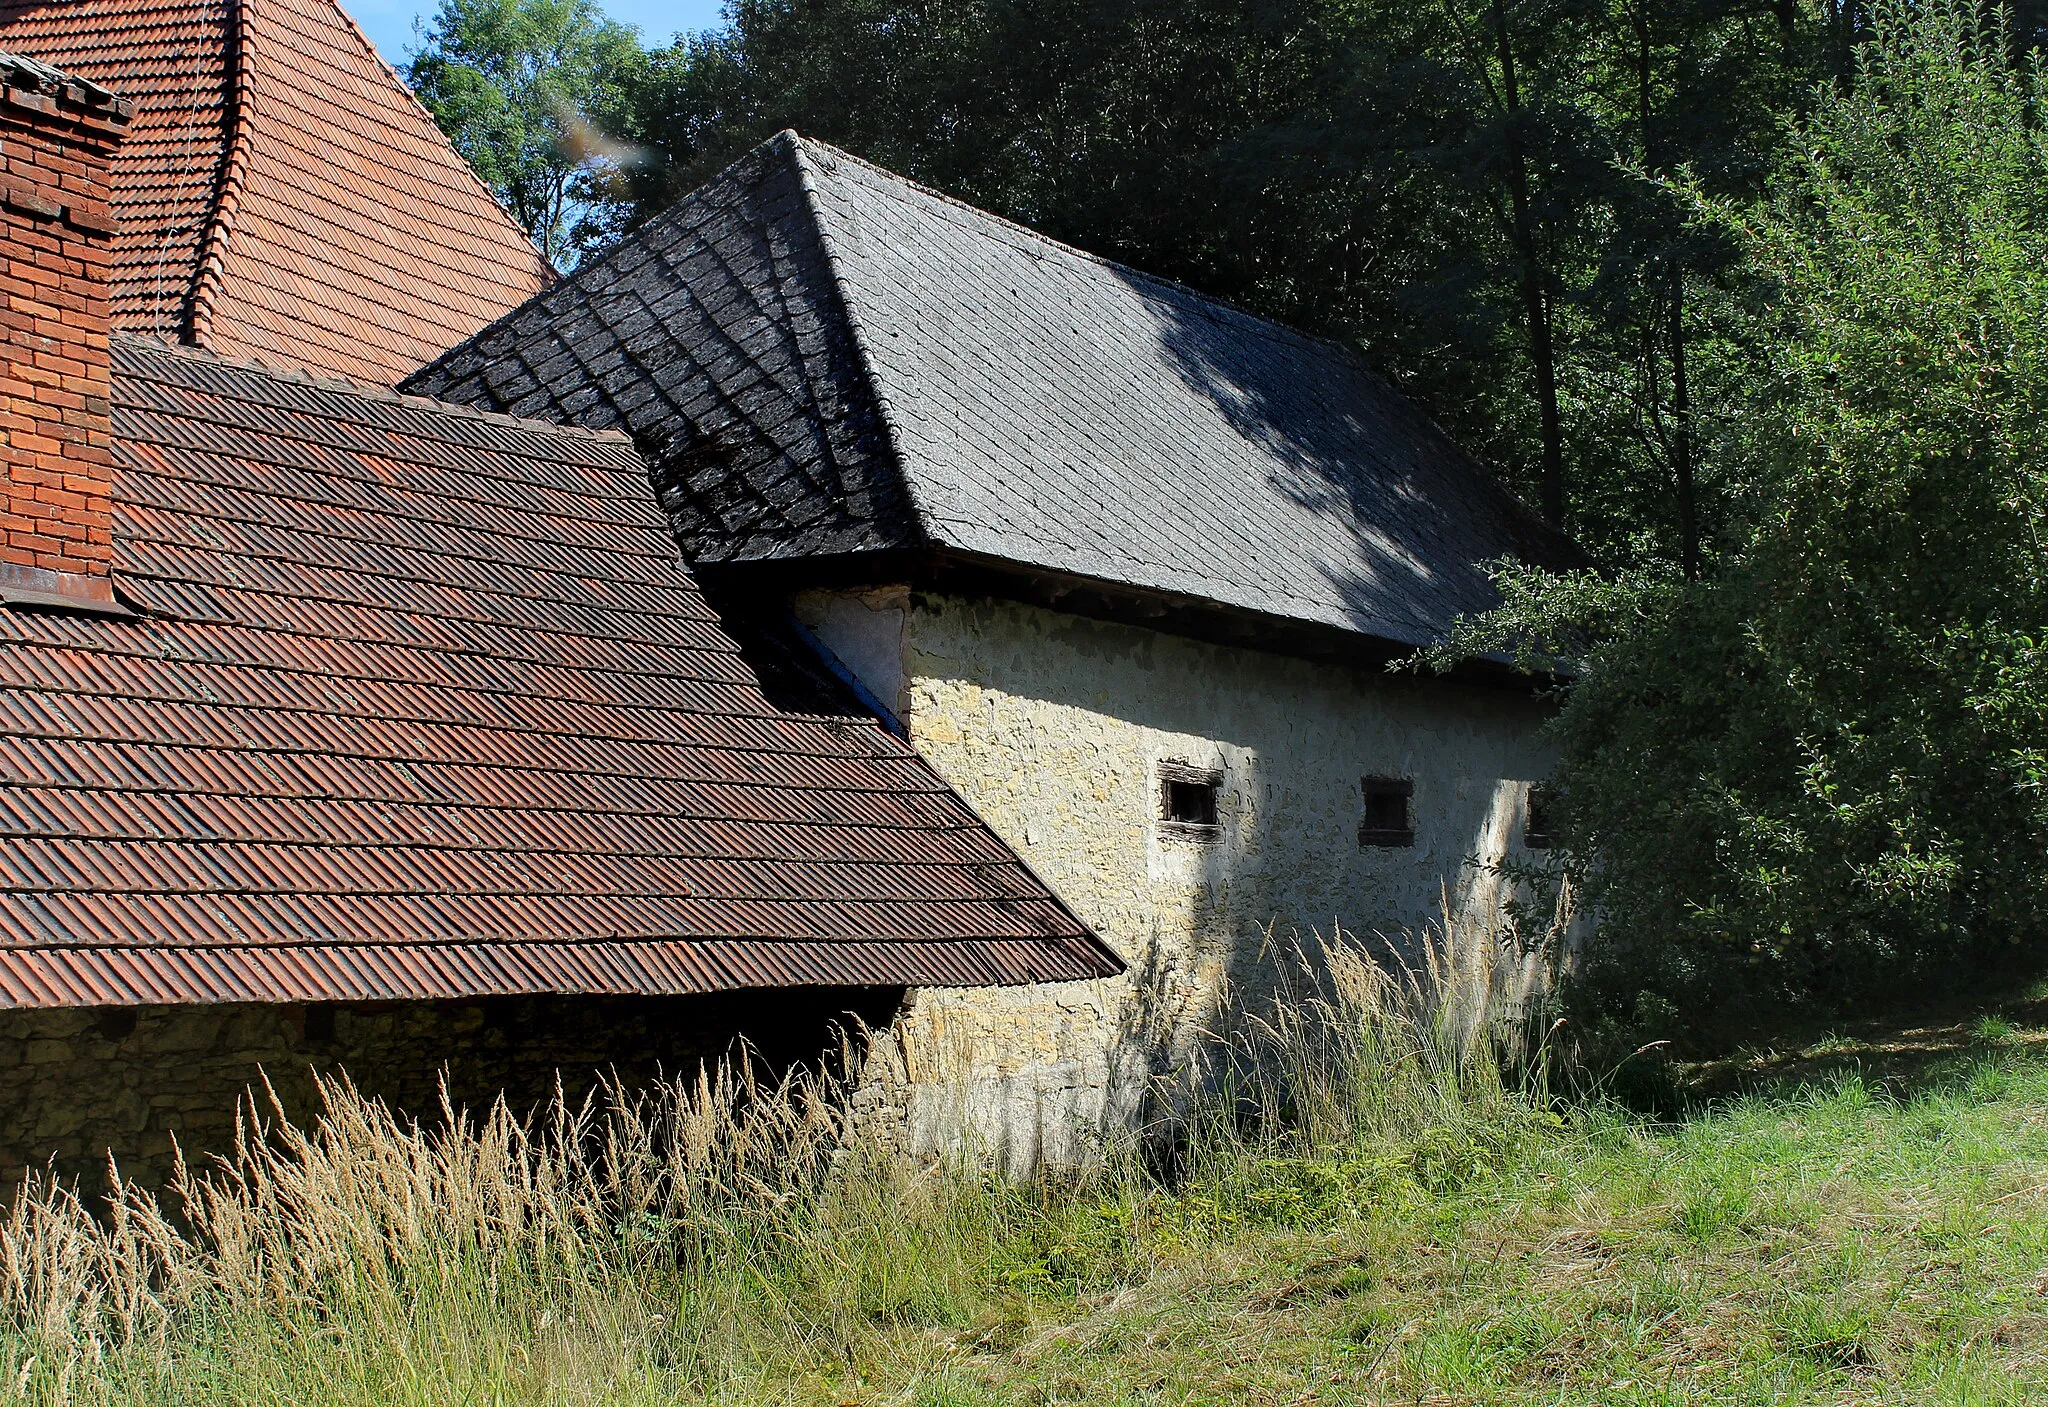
185 0 253 350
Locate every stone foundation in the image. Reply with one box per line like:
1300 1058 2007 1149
0 987 903 1192
853 981 1144 1175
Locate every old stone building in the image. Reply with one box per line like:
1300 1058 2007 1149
0 51 1117 1186
0 2 1579 1180
411 133 1582 1165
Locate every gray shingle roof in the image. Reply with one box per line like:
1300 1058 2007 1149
408 131 1578 650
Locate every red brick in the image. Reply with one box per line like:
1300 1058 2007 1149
1 73 123 583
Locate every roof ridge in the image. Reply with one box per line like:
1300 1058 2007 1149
781 131 929 550
117 333 639 447
185 0 254 350
317 0 552 271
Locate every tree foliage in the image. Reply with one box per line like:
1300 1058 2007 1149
406 0 646 267
410 1 2048 565
1444 0 2048 1042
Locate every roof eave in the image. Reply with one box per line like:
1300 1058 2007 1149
0 935 1125 1009
695 545 1560 692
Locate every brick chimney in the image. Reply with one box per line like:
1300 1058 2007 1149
0 53 129 611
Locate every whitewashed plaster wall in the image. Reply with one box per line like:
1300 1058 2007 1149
795 586 1559 1170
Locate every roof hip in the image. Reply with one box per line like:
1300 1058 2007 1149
781 132 930 550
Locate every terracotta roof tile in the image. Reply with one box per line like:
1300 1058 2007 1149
0 0 553 386
0 0 226 335
0 338 1121 1007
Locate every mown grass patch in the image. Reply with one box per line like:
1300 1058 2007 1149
870 1054 2048 1406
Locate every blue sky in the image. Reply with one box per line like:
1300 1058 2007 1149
345 0 727 69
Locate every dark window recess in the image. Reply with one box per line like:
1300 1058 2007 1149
303 1004 337 1044
1159 761 1223 842
1359 776 1414 848
1525 786 1560 849
96 1007 138 1042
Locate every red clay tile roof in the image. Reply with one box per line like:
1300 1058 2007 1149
0 336 1120 1007
0 0 553 387
0 0 225 335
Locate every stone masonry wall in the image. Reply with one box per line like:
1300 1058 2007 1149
796 586 1561 1169
0 987 902 1192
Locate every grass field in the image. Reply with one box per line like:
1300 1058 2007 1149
5 961 2048 1405
908 1047 2048 1406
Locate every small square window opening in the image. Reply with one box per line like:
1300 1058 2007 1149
1360 775 1414 848
1166 778 1217 827
1525 785 1560 849
1159 761 1223 842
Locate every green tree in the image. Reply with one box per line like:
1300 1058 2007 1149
407 0 647 267
1567 1 1806 575
1444 0 2048 1045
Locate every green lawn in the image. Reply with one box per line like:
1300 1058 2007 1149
819 1041 2048 1406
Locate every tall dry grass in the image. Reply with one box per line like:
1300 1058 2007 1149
0 905 1562 1405
1146 888 1571 1237
1214 884 1570 1146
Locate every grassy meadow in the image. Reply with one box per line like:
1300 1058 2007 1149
4 948 2048 1406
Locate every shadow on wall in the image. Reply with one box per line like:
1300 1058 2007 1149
1191 775 1569 1081
1113 280 1586 1069
890 597 1564 1174
909 597 1549 961
1451 776 1576 1017
0 987 905 1194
